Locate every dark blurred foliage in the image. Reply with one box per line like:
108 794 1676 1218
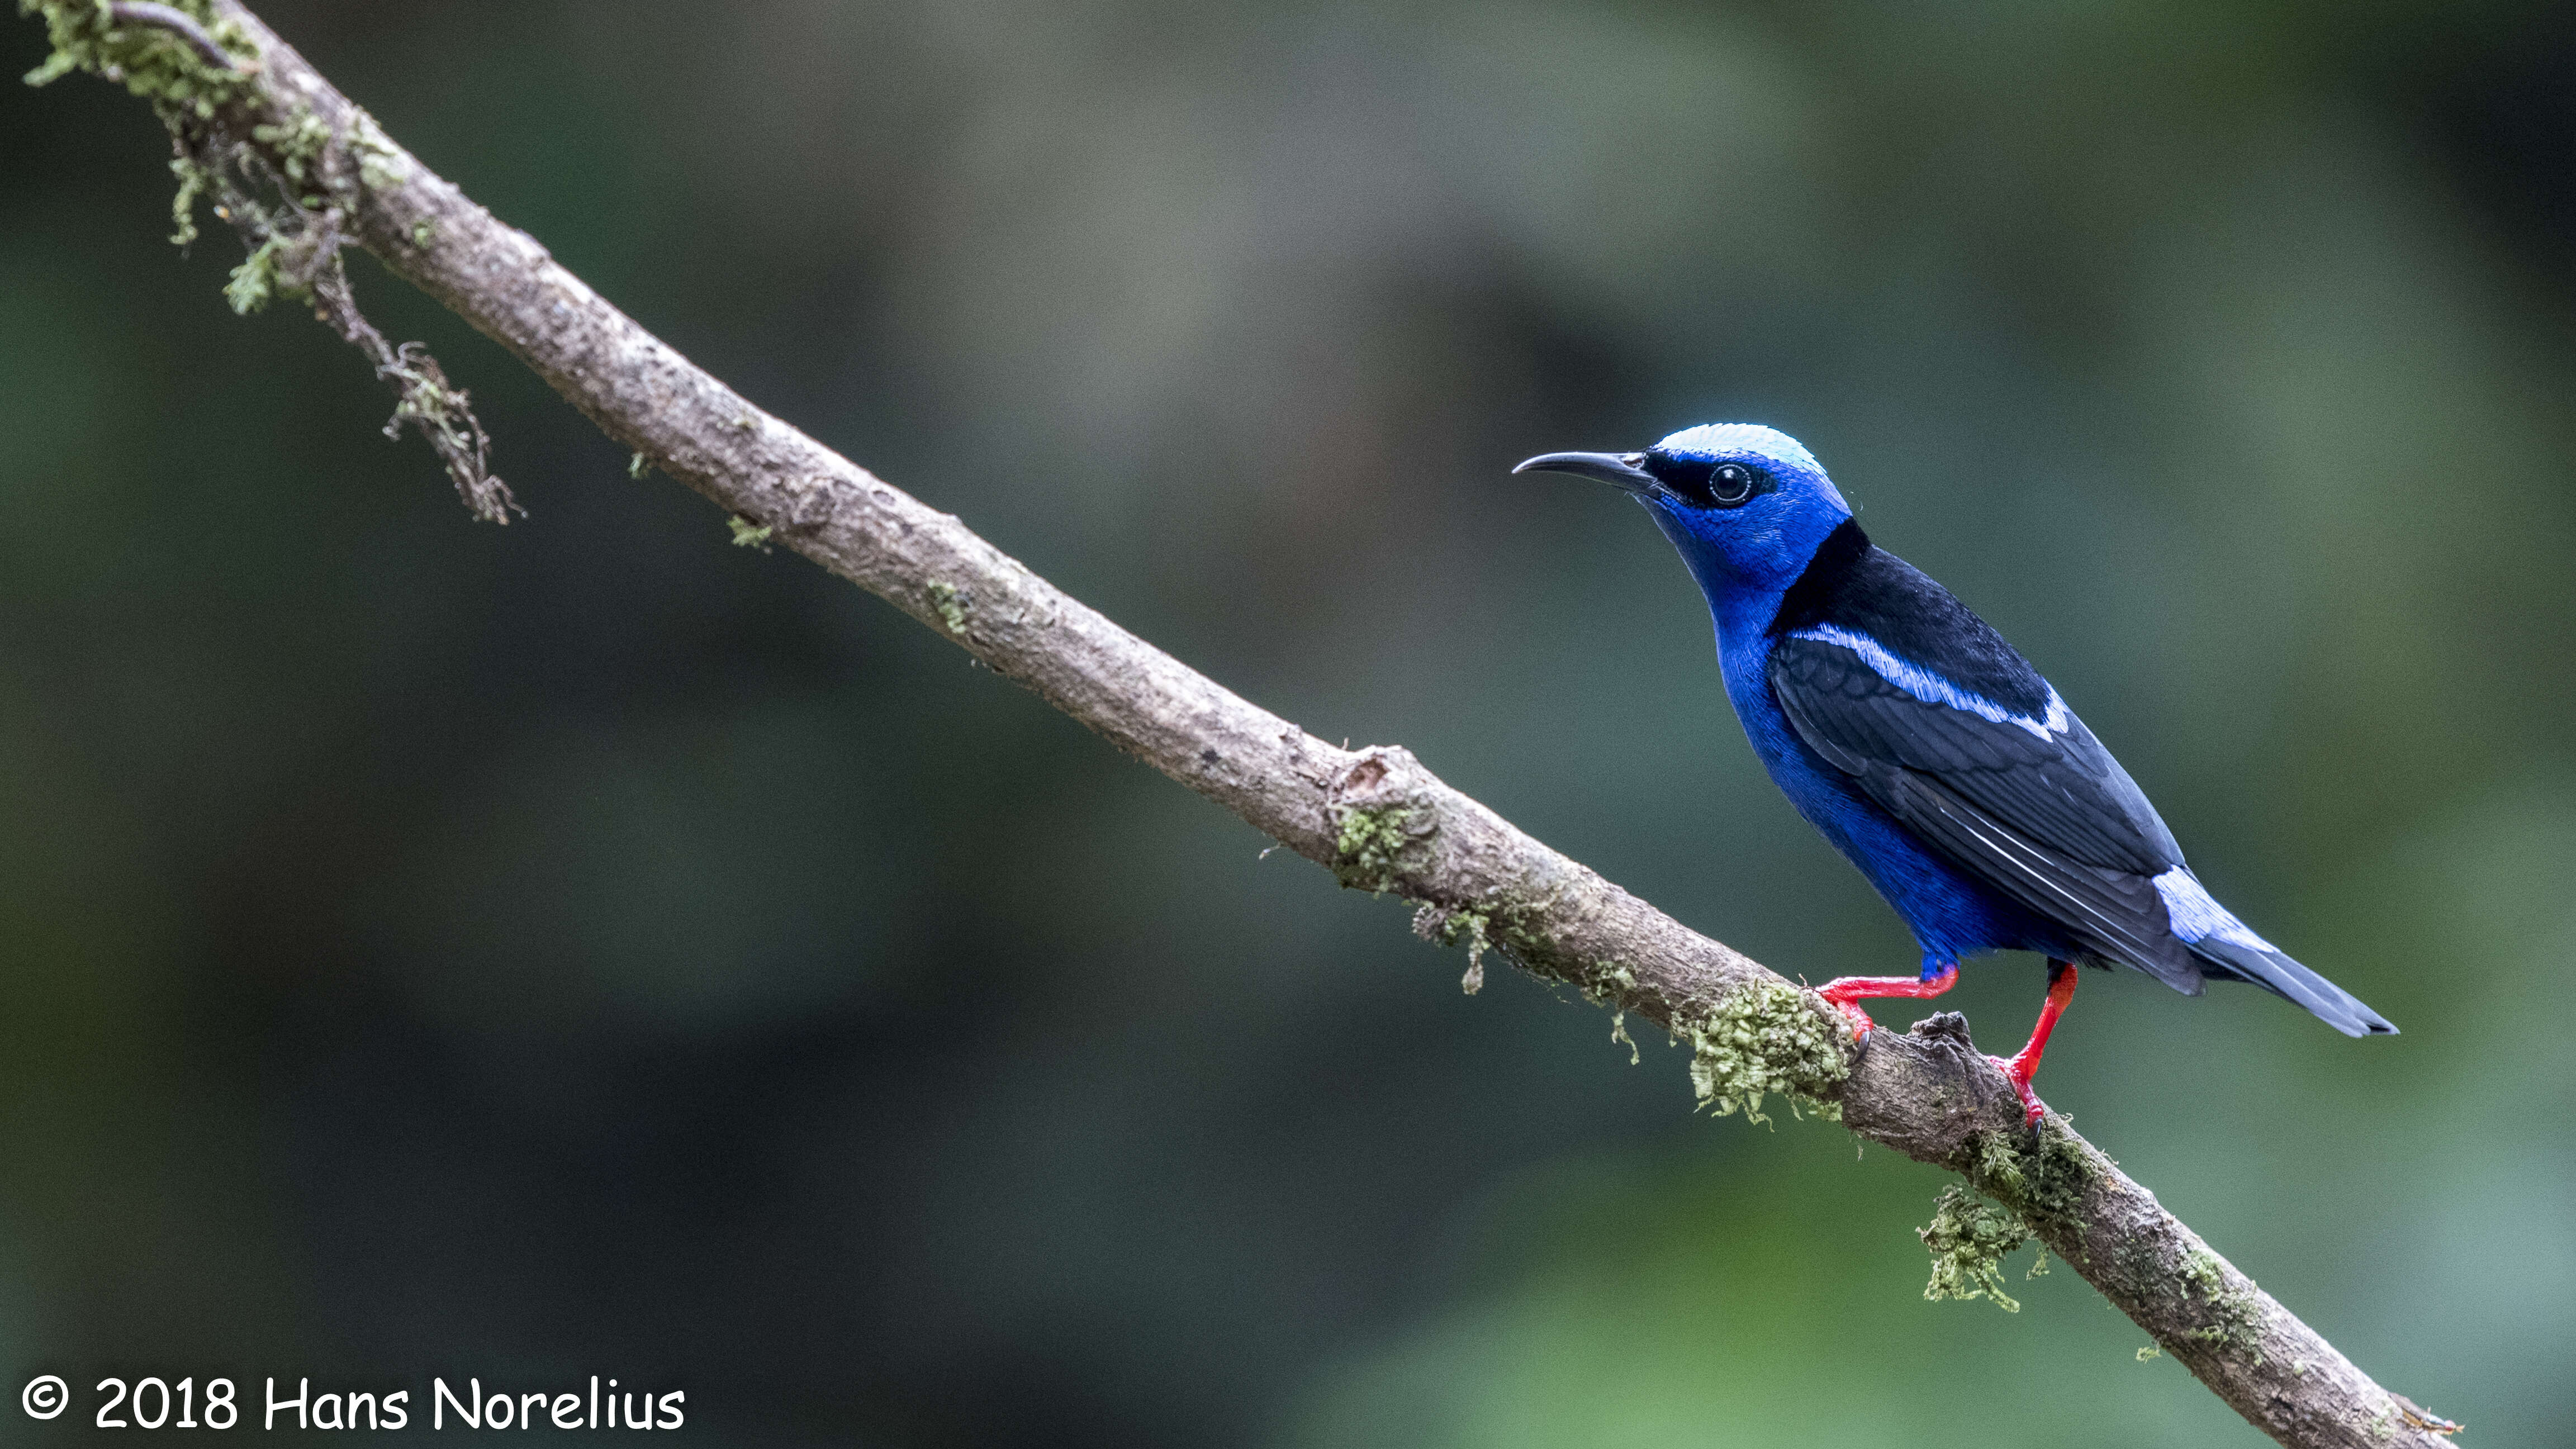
4 1 2574 1443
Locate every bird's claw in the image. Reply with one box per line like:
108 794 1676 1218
1828 1000 1878 1037
1987 1053 2048 1128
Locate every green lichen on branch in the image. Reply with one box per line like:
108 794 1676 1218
1920 1182 2043 1312
24 0 516 522
927 580 968 634
728 516 774 550
1676 979 1849 1125
1330 804 1416 895
20 0 253 117
1412 899 1558 999
221 232 299 312
167 153 208 244
251 106 331 188
1430 906 1489 993
2178 1243 2265 1359
1965 1122 2094 1243
1580 961 1641 1063
352 119 411 193
27 7 514 519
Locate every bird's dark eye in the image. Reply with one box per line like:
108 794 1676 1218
1637 452 1767 509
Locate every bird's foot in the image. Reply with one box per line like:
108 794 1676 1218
1987 960 2079 1128
1986 1051 2050 1127
1821 996 1878 1037
1813 963 1959 1039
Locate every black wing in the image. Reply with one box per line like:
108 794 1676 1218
1767 632 2208 991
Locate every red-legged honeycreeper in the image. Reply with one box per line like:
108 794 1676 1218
1516 424 2394 1124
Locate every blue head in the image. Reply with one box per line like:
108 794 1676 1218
1515 423 1852 639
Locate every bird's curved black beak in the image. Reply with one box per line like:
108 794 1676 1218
1512 450 1656 495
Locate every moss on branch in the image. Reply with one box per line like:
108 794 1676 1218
21 0 252 114
1676 979 1849 1125
22 0 515 521
1920 1183 2044 1312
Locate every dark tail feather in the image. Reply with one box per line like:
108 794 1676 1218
2188 939 2397 1038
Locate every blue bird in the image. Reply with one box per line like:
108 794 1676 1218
1516 424 2394 1123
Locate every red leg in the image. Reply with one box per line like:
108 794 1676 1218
1991 959 2078 1126
1815 961 1958 1037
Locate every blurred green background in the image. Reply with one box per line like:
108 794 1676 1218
4 0 2572 1442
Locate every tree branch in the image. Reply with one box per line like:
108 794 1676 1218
20 3 2459 1443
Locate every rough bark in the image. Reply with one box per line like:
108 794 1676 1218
18 3 2459 1443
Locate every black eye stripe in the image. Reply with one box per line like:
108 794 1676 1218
1639 453 1769 509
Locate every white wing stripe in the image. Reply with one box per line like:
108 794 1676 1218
1792 624 2069 739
